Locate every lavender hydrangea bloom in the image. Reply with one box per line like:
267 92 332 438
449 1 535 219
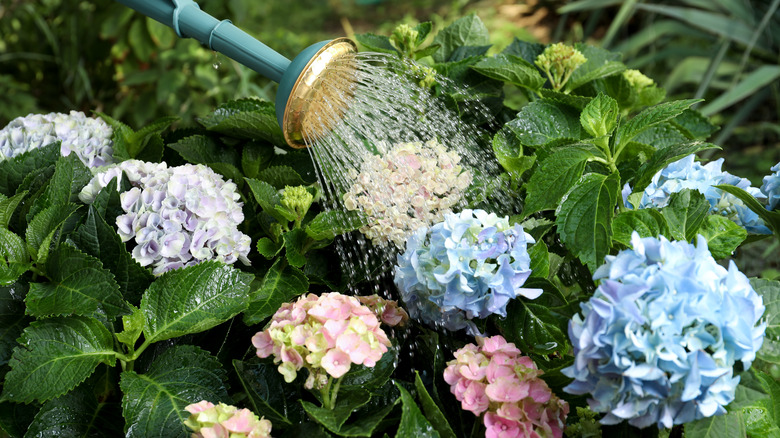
636 154 770 234
761 162 780 211
563 232 766 429
394 209 542 332
82 161 251 275
0 111 113 168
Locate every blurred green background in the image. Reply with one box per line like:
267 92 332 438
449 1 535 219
1 0 778 178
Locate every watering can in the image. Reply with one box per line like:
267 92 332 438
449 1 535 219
114 0 357 148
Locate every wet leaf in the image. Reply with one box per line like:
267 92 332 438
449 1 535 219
523 146 591 216
244 258 308 325
24 203 80 264
507 100 585 147
660 190 709 242
233 358 305 428
0 143 59 197
395 383 440 438
697 214 747 259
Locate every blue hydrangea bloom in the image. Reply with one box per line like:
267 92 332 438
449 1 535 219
761 162 780 211
634 155 770 234
563 232 766 429
394 209 542 332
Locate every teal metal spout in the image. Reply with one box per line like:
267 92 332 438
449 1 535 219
114 0 357 148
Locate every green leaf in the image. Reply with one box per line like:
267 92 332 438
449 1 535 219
523 148 592 216
395 383 440 438
116 305 145 349
670 109 719 140
684 409 746 438
0 191 27 229
0 283 31 371
471 54 545 91
612 209 668 247
556 172 620 271
244 259 308 325
502 38 546 65
141 261 253 344
754 371 780 423
242 141 275 179
697 215 747 259
754 279 780 366
496 293 569 355
198 98 283 144
449 45 491 62
743 404 780 438
25 203 80 264
256 237 283 259
507 100 585 147
632 123 689 149
127 116 177 159
25 380 123 437
432 14 489 63
615 99 700 151
631 142 719 192
567 44 626 92
167 134 241 170
354 33 398 54
0 400 37 438
0 229 30 286
120 345 229 438
414 372 456 438
340 345 398 392
284 228 309 268
233 358 305 428
306 210 367 241
715 185 780 234
26 244 129 319
2 316 115 403
580 93 619 138
258 165 307 189
528 240 550 279
661 190 710 242
0 142 60 197
491 130 536 179
27 154 92 220
245 177 288 223
301 389 371 434
69 206 154 305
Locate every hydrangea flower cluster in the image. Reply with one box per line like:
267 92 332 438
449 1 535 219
252 293 397 389
394 209 542 333
356 294 410 327
80 160 251 275
0 111 114 168
534 43 587 91
761 162 780 211
184 401 272 438
343 139 472 248
563 232 766 429
633 154 770 234
443 335 569 438
623 69 655 90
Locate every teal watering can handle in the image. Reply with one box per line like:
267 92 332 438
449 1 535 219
114 0 291 83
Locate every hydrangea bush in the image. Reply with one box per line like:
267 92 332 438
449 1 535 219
2 14 780 438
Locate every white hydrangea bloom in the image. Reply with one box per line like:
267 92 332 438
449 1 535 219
83 161 251 275
343 139 471 248
0 111 114 168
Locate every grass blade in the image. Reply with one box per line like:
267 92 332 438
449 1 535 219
700 65 780 116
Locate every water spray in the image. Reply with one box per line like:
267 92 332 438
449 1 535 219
114 0 357 148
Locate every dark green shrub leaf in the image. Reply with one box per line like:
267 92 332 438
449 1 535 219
244 259 308 325
27 154 91 220
256 237 283 259
524 147 592 216
580 93 619 138
0 191 27 229
448 45 490 62
340 344 398 392
0 283 30 371
258 165 306 189
496 297 569 355
743 405 780 438
301 389 371 434
0 229 30 286
198 99 283 144
661 190 710 242
167 134 241 170
528 240 549 279
671 109 718 140
24 203 80 264
115 305 144 349
283 228 308 268
242 141 275 179
615 99 700 151
141 261 253 343
632 123 689 149
507 100 585 147
697 215 747 259
414 372 456 438
2 316 116 403
354 33 398 54
0 400 37 438
120 345 229 438
471 54 545 91
502 38 545 65
631 142 719 193
0 143 60 197
684 410 746 438
491 130 536 179
306 210 367 241
567 44 625 92
753 279 780 366
245 177 288 223
25 381 123 438
395 383 440 438
233 358 305 428
556 172 620 271
432 14 489 63
26 244 129 319
612 209 668 247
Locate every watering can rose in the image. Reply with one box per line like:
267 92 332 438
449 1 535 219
252 293 404 389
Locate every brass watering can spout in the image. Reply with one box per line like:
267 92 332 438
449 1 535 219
114 0 357 148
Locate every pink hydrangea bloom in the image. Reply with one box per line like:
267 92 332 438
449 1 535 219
183 401 272 438
252 292 395 389
444 335 569 438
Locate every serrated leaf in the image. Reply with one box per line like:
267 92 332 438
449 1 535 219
697 215 747 259
26 244 129 319
28 154 92 220
502 37 545 65
632 142 719 192
0 229 30 285
167 134 241 170
754 371 780 424
615 99 700 151
257 165 306 189
198 101 283 144
0 143 60 197
567 44 626 92
241 141 275 179
580 93 619 138
24 381 123 438
715 185 780 234
753 278 780 343
556 172 620 271
471 54 545 91
537 89 592 110
448 45 491 62
661 190 710 242
283 228 308 268
25 203 80 264
96 112 134 160
684 409 746 438
507 100 585 147
243 259 308 325
496 296 569 355
354 33 398 54
0 283 30 370
116 305 145 348
612 209 668 247
524 147 592 216
256 237 283 259
413 372 456 438
528 240 549 279
233 358 305 428
491 130 536 179
2 316 115 403
306 210 367 241
245 177 288 223
301 389 371 434
671 109 718 140
141 261 253 343
743 405 780 438
127 116 177 159
432 14 489 63
395 383 440 438
120 345 229 438
632 123 689 149
340 345 398 392
0 191 26 229
69 205 154 305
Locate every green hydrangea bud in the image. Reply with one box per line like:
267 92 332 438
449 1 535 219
280 185 314 223
411 63 437 88
623 69 655 90
391 23 419 54
535 43 587 91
